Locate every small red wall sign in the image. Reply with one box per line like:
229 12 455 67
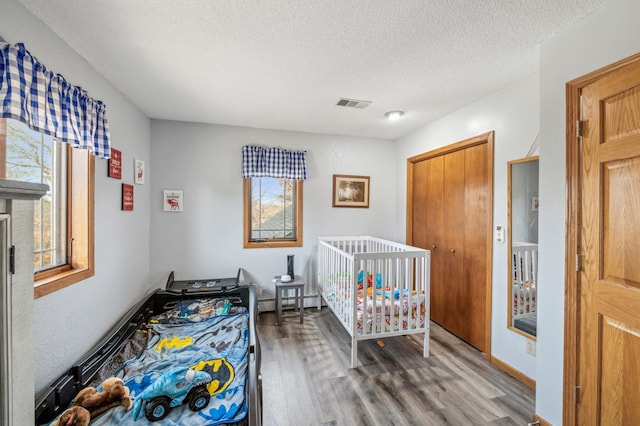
108 148 122 179
122 184 134 211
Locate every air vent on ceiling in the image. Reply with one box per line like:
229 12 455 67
336 98 372 109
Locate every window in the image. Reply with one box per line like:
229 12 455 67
0 118 94 298
243 177 302 248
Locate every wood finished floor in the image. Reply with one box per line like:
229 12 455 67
256 308 534 426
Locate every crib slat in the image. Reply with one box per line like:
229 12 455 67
512 243 538 320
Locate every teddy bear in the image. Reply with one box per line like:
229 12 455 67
51 377 133 425
51 405 91 426
73 377 133 418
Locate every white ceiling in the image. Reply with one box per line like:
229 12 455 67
18 0 606 140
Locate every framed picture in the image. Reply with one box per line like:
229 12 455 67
122 184 134 211
108 148 122 179
332 174 370 208
134 159 145 184
163 189 183 212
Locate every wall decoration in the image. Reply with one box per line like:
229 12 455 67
164 189 183 212
332 174 370 208
134 159 145 184
122 184 134 211
108 148 122 179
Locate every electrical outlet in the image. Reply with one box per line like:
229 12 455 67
526 340 536 356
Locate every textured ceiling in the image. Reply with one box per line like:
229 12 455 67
18 0 606 140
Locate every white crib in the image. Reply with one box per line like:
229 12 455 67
317 236 430 368
512 242 538 322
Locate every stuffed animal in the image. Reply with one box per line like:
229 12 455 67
51 405 91 426
73 377 133 419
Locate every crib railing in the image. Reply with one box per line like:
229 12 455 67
317 239 356 330
317 238 430 330
512 242 538 319
317 236 430 367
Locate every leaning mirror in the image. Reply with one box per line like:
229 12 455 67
508 156 539 338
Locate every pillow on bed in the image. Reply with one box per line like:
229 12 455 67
151 298 247 324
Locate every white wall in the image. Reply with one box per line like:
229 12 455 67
149 120 396 308
394 73 541 379
537 0 640 422
2 0 152 394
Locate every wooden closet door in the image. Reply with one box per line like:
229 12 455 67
410 157 446 325
462 143 488 351
407 132 493 355
410 160 429 250
423 157 445 326
442 150 466 339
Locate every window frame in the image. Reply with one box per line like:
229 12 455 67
33 145 94 298
243 177 303 248
32 132 67 272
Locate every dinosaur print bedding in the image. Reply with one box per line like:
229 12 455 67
84 297 250 425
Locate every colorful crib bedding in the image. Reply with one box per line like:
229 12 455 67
513 281 536 317
77 298 250 426
326 270 427 334
355 291 426 333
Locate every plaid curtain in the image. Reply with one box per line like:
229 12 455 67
0 40 111 159
242 145 307 180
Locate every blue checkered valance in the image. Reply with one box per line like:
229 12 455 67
0 40 111 159
242 145 308 180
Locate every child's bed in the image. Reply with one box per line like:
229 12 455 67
35 273 262 426
512 242 538 336
317 236 430 368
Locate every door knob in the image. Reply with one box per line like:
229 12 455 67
432 244 437 250
450 248 456 253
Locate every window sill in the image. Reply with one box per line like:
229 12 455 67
244 240 302 249
34 267 94 299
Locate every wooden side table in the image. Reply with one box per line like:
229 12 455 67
274 275 305 325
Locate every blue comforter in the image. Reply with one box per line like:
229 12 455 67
90 299 249 425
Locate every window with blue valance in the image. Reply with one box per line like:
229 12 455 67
241 145 308 180
0 38 111 159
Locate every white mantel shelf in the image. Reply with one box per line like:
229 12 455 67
0 179 48 200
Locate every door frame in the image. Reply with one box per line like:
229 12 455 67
563 52 640 425
406 131 494 360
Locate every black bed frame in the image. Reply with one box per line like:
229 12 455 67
35 281 262 425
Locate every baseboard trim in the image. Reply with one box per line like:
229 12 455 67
490 355 536 389
532 413 552 426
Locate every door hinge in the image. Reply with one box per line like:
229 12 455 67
576 120 584 138
574 386 580 404
9 245 15 274
576 254 584 272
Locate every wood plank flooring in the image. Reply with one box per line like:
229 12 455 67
256 307 534 426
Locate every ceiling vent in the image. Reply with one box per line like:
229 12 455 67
336 98 372 109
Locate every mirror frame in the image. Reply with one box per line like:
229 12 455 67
507 156 539 339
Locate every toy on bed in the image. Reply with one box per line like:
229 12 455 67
132 367 213 422
51 377 132 426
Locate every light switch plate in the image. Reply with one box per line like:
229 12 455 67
526 340 536 356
